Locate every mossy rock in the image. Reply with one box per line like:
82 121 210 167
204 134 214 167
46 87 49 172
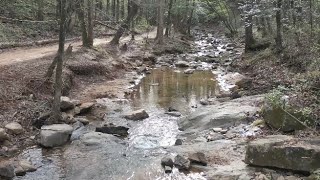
262 105 313 132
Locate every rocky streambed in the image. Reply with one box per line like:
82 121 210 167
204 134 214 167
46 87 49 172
1 30 319 180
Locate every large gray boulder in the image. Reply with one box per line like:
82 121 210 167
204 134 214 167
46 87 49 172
40 124 73 147
245 135 320 173
174 155 190 170
124 109 149 120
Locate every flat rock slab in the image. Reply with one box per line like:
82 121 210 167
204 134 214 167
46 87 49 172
124 109 149 120
245 135 320 173
40 124 73 148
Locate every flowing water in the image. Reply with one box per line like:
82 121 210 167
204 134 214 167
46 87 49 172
14 31 239 180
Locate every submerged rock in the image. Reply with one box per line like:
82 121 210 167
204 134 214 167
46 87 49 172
165 111 182 117
245 135 320 173
40 124 73 147
174 155 190 170
184 69 195 74
124 109 149 120
96 125 129 137
175 61 190 68
5 122 23 135
175 139 183 145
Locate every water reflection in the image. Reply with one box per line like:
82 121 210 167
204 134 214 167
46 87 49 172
130 67 218 114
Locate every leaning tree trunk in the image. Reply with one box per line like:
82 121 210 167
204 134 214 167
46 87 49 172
109 0 139 45
52 0 67 122
275 0 283 53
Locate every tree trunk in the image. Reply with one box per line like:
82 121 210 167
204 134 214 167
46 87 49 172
37 0 45 21
52 0 67 122
76 0 90 47
106 0 110 20
156 0 164 44
116 0 120 21
112 0 116 20
87 0 94 47
121 0 125 19
187 0 195 35
165 0 173 36
110 0 139 45
245 14 254 52
275 0 283 53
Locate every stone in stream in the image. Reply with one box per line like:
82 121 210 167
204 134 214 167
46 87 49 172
175 61 190 68
184 69 195 74
96 125 129 137
161 157 174 168
175 139 183 145
79 102 94 114
168 107 178 112
60 96 75 111
245 135 320 173
165 111 182 117
5 122 23 135
174 155 190 170
164 166 172 174
188 152 208 166
74 117 90 125
40 124 73 148
15 160 37 176
124 109 149 120
0 160 15 179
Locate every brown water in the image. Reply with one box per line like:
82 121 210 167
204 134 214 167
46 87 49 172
130 67 218 114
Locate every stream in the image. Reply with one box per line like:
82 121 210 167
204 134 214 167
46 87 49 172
14 30 246 180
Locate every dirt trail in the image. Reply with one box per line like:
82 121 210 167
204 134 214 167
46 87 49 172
0 30 156 66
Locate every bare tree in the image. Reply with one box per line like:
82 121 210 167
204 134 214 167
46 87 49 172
52 0 67 122
156 0 164 44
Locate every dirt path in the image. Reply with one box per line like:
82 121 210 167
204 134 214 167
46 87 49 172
0 30 156 66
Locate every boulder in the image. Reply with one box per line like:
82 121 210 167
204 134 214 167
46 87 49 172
40 124 73 148
0 128 8 141
0 161 15 179
175 61 190 68
79 102 94 114
245 135 320 173
165 111 182 117
60 96 75 111
5 122 23 135
96 125 129 137
15 160 37 176
184 69 195 74
161 157 174 168
188 152 208 166
174 155 190 170
124 109 149 120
